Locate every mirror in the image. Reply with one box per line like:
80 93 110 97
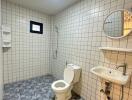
103 9 132 39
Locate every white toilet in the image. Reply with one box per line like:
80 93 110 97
51 64 81 100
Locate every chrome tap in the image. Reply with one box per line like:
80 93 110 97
116 63 127 75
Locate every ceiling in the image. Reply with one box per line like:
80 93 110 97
8 0 80 15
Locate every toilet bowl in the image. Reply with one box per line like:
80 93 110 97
51 64 81 100
52 80 70 100
52 80 69 92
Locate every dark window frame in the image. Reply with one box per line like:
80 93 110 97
30 21 43 34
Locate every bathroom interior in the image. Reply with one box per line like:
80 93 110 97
0 0 132 100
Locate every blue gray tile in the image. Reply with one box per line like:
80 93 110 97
4 75 56 100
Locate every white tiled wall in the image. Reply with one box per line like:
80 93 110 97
51 0 132 100
2 0 51 84
0 0 3 99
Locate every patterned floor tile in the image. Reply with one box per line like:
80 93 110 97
4 75 56 100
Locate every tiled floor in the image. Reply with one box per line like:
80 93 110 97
3 75 83 100
4 75 56 100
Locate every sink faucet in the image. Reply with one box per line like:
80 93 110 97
116 63 127 75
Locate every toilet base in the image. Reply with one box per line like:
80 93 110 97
55 90 72 100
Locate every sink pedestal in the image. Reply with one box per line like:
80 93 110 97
100 82 112 100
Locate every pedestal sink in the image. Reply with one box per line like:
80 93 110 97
90 66 130 85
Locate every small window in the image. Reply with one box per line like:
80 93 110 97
30 21 43 34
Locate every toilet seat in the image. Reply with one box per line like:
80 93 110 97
52 80 70 92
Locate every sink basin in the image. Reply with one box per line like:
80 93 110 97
90 66 130 85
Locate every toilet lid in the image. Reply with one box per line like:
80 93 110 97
64 67 74 84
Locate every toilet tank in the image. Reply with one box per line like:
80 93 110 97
67 64 81 83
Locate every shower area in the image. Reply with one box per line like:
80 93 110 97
1 0 56 99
